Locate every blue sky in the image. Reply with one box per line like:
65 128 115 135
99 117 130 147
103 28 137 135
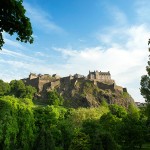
0 0 150 102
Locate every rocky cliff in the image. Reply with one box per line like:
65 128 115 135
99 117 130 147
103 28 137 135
57 78 134 108
22 72 135 108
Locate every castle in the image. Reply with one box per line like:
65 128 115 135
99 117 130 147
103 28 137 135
88 70 112 82
22 70 126 96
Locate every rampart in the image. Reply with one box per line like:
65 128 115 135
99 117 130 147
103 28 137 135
22 71 126 95
97 82 115 91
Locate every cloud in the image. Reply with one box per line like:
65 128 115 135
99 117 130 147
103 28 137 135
4 38 24 49
24 2 65 34
52 47 78 57
0 48 28 58
51 24 149 102
1 0 149 103
1 24 148 102
2 32 26 50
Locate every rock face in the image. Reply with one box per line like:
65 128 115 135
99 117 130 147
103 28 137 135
22 71 135 108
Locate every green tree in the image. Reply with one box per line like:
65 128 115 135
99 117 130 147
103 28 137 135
25 85 37 99
128 103 140 119
0 80 10 96
0 96 35 149
0 0 33 49
48 90 64 106
57 120 74 150
34 127 55 150
69 132 91 150
109 104 127 118
140 45 150 102
100 112 122 144
140 41 150 144
96 132 120 150
10 80 36 99
10 80 26 98
119 115 146 149
81 119 100 149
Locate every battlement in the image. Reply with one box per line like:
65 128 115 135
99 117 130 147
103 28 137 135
88 70 112 82
29 73 37 80
23 70 125 94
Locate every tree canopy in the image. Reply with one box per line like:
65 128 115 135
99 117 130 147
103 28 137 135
0 0 33 49
140 42 150 102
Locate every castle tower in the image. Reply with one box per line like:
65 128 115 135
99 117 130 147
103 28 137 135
29 73 37 80
88 70 112 82
95 70 99 79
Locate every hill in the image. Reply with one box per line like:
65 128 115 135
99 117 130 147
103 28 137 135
22 70 135 108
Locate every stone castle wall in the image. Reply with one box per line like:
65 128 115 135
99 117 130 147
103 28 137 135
97 82 115 91
88 71 112 82
22 71 125 95
114 85 123 92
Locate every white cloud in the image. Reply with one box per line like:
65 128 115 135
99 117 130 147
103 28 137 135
4 38 24 49
51 24 149 102
0 0 149 103
1 48 27 58
52 47 78 57
1 24 148 102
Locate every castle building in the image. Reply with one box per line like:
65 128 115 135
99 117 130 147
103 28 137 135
88 70 111 81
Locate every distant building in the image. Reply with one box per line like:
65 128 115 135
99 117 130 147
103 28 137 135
74 73 84 79
135 102 147 107
88 70 111 81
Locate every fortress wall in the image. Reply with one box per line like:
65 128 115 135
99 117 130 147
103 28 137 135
50 80 60 89
97 82 115 91
114 85 123 92
40 74 52 80
75 78 86 82
60 76 73 84
22 78 39 89
123 88 127 92
38 79 51 92
29 74 37 80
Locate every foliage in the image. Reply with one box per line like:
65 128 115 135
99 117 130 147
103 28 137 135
100 112 122 142
0 89 149 149
34 127 55 150
0 80 10 96
95 132 120 150
48 90 64 106
141 75 150 102
109 104 127 118
101 97 108 107
119 115 146 149
128 103 140 119
140 45 150 103
25 85 37 99
10 80 26 97
81 119 120 150
68 106 109 127
0 96 35 149
0 0 33 49
10 80 36 98
69 132 91 150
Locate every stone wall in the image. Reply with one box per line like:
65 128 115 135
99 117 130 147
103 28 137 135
38 79 51 92
97 82 115 91
114 85 123 92
88 70 112 82
22 78 39 90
